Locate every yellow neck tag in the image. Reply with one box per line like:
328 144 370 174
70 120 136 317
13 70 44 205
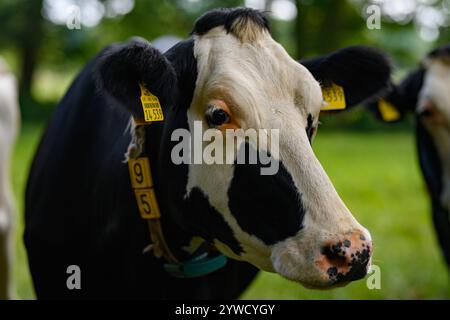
321 83 346 111
139 83 164 123
128 157 161 220
378 99 401 122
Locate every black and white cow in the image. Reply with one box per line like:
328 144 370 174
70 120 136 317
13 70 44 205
368 44 450 267
25 8 391 299
0 57 19 300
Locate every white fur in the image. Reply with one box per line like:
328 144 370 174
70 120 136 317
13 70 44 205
184 23 371 286
0 57 19 300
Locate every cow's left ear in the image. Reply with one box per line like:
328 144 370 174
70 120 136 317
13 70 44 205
300 46 391 108
95 39 177 120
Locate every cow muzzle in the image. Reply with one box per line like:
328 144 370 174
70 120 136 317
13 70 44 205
271 228 372 288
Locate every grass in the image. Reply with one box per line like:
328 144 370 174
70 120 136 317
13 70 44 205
10 123 450 299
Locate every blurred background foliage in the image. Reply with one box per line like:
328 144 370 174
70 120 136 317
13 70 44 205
0 0 449 125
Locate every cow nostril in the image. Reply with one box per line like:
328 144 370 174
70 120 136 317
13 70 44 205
320 234 372 284
322 242 348 263
335 256 370 283
419 109 433 118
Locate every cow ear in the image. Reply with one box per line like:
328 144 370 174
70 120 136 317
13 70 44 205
95 39 177 121
366 84 405 123
300 46 391 109
366 68 426 122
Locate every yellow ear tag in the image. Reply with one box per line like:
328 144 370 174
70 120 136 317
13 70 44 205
321 83 346 111
139 83 164 123
378 99 401 122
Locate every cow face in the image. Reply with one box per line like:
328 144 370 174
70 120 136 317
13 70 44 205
419 51 450 212
97 8 391 288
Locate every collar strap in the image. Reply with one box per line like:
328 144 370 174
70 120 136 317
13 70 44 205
128 119 227 278
164 253 228 278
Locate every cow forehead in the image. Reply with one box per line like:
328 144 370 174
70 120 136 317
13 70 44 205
192 27 323 122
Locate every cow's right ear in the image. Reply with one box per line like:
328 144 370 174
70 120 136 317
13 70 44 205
95 39 177 120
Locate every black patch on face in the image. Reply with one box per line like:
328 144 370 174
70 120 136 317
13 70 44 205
191 7 270 36
306 114 314 143
228 143 305 245
183 187 243 255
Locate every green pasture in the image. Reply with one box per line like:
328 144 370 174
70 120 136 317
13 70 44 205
11 124 450 299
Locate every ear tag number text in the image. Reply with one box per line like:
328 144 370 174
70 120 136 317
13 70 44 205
139 83 164 122
321 83 346 111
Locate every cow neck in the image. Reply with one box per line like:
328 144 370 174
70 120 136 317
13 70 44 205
128 121 227 278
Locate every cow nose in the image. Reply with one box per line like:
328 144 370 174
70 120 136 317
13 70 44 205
320 232 372 284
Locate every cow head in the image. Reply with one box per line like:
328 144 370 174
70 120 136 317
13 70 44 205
96 8 391 288
368 44 450 214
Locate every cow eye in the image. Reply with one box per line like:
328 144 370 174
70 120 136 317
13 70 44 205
306 114 316 143
418 109 433 118
206 105 230 127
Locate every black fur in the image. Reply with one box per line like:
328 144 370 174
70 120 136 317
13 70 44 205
228 152 304 245
95 39 177 119
306 114 314 143
164 39 198 110
25 37 258 299
427 43 450 59
191 7 270 36
300 46 392 107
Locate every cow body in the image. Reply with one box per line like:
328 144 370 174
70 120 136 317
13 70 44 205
25 56 258 299
370 45 450 266
0 57 19 300
25 8 390 299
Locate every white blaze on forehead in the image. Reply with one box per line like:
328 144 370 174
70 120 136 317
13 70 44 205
184 25 370 278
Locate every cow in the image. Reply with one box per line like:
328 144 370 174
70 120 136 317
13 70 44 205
0 57 19 300
367 44 450 267
24 8 391 299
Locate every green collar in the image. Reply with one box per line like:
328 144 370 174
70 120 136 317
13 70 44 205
163 252 228 278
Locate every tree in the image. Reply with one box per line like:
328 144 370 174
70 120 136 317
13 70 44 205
19 0 44 103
